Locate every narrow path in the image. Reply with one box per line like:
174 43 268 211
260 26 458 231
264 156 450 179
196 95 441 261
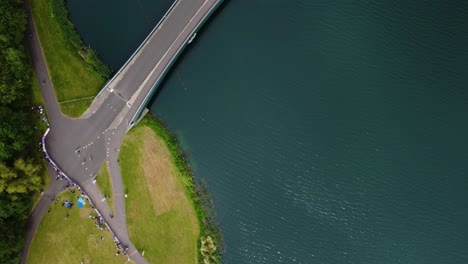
24 0 63 126
21 0 223 262
21 1 148 263
19 167 68 264
106 127 128 229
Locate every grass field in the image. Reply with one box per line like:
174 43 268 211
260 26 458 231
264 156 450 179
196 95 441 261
31 71 45 106
59 97 95 118
95 163 114 213
27 188 131 264
31 0 107 117
120 118 200 264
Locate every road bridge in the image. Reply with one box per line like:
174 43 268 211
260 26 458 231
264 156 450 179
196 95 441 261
22 0 223 263
48 0 223 183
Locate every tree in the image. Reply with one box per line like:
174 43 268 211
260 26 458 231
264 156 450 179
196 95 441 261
0 1 43 262
0 192 29 264
0 107 33 161
0 160 41 198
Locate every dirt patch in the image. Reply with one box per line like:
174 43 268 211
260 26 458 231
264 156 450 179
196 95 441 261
79 207 92 219
139 127 186 216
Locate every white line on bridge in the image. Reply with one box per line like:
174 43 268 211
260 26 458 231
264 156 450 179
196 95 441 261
127 0 211 122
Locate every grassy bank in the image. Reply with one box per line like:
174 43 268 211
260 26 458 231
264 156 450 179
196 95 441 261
120 115 223 264
31 0 110 117
120 117 200 263
95 163 114 213
146 116 223 264
26 188 130 264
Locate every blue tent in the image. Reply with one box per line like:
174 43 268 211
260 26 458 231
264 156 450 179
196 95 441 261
77 197 86 208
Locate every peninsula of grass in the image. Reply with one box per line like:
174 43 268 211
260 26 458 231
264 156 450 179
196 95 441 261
120 117 199 263
26 188 131 264
95 163 114 213
120 115 222 264
30 0 110 117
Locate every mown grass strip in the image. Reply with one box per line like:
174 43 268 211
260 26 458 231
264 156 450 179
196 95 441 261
95 163 114 213
120 119 200 263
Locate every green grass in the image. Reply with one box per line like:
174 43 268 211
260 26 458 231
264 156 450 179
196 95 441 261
140 116 223 263
29 71 51 210
58 97 95 118
120 117 200 264
27 188 130 264
95 163 114 213
31 0 108 117
31 71 45 106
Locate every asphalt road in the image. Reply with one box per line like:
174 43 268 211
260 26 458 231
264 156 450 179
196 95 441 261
21 0 223 263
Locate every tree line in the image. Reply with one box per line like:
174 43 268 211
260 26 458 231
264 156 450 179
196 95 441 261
0 0 44 262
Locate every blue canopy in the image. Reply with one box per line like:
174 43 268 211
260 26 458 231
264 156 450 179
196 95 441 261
77 197 85 208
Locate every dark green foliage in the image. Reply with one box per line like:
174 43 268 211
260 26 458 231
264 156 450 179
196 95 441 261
0 159 42 198
0 193 29 264
0 0 45 261
84 48 112 79
48 0 111 78
0 107 33 161
0 0 29 107
196 179 223 264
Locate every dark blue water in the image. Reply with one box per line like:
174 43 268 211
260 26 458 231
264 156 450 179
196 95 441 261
67 0 173 69
68 0 468 263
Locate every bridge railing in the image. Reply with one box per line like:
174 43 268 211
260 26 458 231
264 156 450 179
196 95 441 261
96 0 180 98
128 0 225 129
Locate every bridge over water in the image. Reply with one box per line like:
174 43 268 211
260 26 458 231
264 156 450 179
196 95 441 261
47 0 223 193
85 0 223 129
22 0 223 263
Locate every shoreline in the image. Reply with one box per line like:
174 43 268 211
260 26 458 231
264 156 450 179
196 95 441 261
30 0 111 117
141 114 223 263
29 0 223 262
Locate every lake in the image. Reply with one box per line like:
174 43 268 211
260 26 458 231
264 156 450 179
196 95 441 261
68 0 468 263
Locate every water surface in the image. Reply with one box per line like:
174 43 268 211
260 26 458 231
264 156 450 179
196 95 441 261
68 0 468 263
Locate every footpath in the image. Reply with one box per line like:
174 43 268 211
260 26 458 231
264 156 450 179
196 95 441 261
20 0 148 263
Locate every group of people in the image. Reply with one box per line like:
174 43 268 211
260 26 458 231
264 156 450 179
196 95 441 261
89 214 107 230
62 199 74 208
40 117 129 261
31 105 49 128
114 239 129 257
